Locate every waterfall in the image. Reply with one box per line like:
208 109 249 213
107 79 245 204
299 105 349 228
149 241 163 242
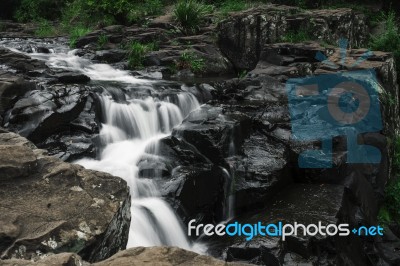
1 40 207 252
77 92 202 250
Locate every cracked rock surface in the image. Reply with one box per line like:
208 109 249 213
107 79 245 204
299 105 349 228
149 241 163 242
0 129 130 262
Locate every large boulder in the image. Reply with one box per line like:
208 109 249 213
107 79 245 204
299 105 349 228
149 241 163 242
0 130 130 262
218 5 368 70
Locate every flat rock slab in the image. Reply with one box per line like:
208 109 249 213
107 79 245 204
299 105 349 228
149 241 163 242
1 247 250 266
0 130 130 262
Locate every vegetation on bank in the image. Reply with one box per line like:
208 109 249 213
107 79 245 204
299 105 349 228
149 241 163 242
369 11 400 80
379 136 400 226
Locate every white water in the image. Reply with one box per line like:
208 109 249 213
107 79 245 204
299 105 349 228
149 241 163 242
3 41 207 252
80 92 202 250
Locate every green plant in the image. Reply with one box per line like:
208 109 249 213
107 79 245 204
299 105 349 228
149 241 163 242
280 29 312 43
126 0 163 24
97 34 109 49
218 0 248 14
127 41 158 69
176 51 205 73
174 0 213 35
378 136 400 225
370 10 400 81
34 19 56 37
238 70 248 79
69 26 92 48
14 0 66 22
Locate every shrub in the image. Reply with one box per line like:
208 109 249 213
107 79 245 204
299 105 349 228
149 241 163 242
61 0 115 29
69 26 92 48
218 0 249 14
280 30 312 43
127 41 158 69
61 0 164 28
174 0 213 35
34 19 56 37
97 33 109 49
14 0 66 22
379 137 400 225
126 0 164 24
370 11 400 81
176 51 205 73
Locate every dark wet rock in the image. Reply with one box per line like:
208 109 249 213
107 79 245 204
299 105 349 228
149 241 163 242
172 105 252 164
0 130 130 262
163 165 226 224
36 47 51 54
207 183 369 265
37 132 96 162
93 49 127 64
0 72 36 114
3 85 90 143
57 73 91 84
218 5 368 70
0 47 47 73
227 132 292 214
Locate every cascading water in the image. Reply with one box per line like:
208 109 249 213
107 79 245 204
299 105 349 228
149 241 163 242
0 39 206 252
78 92 201 249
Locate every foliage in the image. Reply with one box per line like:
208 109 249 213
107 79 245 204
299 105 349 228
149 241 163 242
370 11 400 80
176 51 205 73
60 0 164 28
280 30 312 43
34 19 56 37
127 41 158 69
379 137 400 225
97 33 109 50
69 25 91 48
174 0 213 35
218 0 249 14
238 70 248 79
14 0 66 22
126 0 164 24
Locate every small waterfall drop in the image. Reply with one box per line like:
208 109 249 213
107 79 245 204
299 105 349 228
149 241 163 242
77 92 202 250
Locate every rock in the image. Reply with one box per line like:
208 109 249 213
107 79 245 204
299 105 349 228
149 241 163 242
0 72 36 114
1 253 85 266
93 247 248 266
172 105 252 164
3 85 90 143
0 47 47 73
57 73 91 84
228 132 292 214
0 130 130 262
93 49 127 64
218 5 368 70
0 247 248 266
207 183 367 265
163 165 226 224
0 144 37 181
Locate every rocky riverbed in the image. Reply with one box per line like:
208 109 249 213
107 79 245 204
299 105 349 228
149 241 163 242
0 3 400 266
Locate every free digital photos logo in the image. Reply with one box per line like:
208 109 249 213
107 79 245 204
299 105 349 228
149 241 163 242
286 39 383 168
